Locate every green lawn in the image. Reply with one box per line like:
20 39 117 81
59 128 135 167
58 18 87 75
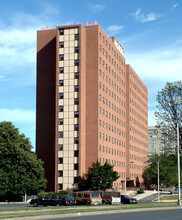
159 195 181 201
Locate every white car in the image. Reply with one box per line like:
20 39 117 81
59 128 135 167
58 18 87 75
170 188 182 194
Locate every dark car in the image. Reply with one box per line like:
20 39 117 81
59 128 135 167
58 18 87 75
120 195 138 204
30 194 76 207
102 197 112 205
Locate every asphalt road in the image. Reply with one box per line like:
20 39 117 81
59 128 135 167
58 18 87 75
39 208 182 220
138 193 168 203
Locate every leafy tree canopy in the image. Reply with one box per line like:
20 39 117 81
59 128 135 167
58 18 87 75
143 153 180 188
155 81 182 153
0 121 46 201
80 161 119 191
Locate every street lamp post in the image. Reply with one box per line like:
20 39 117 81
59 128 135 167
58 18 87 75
177 122 181 206
157 160 160 201
124 161 134 194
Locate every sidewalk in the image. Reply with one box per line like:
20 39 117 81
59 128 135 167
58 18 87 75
134 190 155 200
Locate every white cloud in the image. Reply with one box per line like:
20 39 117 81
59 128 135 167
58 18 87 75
0 28 36 68
0 109 35 124
125 43 182 126
130 8 161 23
0 5 59 88
0 75 12 82
125 46 182 81
87 3 105 12
172 4 178 9
107 25 124 35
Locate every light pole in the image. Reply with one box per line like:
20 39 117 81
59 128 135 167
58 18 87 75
157 159 160 201
177 122 181 206
124 161 134 194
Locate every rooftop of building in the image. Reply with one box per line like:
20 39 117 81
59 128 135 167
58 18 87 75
39 21 124 56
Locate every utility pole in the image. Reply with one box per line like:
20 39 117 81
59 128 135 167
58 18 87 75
157 160 160 201
177 122 181 206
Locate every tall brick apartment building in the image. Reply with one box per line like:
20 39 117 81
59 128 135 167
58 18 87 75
36 22 148 191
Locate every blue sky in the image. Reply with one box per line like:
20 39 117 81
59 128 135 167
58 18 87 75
0 0 182 150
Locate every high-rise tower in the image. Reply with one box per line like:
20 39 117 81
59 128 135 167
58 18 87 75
36 22 148 191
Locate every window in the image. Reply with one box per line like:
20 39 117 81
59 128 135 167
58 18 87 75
59 67 64 73
74 150 79 157
59 93 64 99
75 72 79 79
75 46 79 53
58 145 63 151
74 111 79 118
74 137 79 144
59 80 64 86
59 106 63 112
74 177 79 183
58 171 63 177
59 118 63 125
58 184 63 190
75 59 79 66
59 132 63 138
59 29 64 35
75 34 79 40
59 54 64 61
74 163 79 170
74 124 79 131
74 85 79 92
58 158 63 164
59 42 64 48
74 98 79 105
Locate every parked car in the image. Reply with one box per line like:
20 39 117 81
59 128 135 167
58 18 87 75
30 194 76 207
120 195 138 204
74 191 102 205
170 188 182 194
102 197 121 205
102 197 112 205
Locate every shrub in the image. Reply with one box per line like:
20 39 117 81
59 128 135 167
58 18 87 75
37 191 54 198
137 188 144 194
58 190 68 194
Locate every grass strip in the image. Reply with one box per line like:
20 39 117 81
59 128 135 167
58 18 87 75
160 195 179 200
0 205 85 212
0 203 178 219
154 195 182 202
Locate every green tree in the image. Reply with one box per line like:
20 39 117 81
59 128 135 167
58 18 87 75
0 121 46 201
155 81 182 154
81 161 119 191
143 154 180 188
